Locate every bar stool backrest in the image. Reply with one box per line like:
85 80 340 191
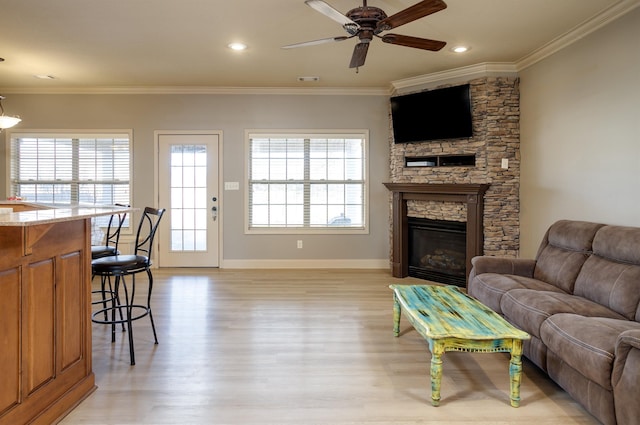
104 203 130 252
92 204 130 260
134 207 165 262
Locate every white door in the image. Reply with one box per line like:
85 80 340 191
157 133 220 267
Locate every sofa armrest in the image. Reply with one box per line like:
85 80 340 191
470 256 536 278
612 329 640 425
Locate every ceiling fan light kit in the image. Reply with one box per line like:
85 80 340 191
284 0 448 69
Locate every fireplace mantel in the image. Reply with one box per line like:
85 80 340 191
383 183 490 286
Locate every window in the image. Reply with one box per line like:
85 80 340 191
9 131 131 226
247 131 368 234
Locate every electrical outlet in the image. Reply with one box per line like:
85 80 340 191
501 158 509 169
297 240 303 249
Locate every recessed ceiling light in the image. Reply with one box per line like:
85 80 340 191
34 75 55 79
451 46 470 53
228 42 247 51
297 76 320 82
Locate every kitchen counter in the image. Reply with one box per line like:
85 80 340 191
0 202 132 425
0 202 130 226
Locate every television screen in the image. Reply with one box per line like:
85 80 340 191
390 84 473 143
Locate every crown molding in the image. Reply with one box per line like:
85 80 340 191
0 86 389 96
390 63 518 94
516 0 640 71
390 0 640 93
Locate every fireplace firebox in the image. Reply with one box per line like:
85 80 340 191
408 217 467 287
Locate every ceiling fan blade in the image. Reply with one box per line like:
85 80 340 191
381 34 446 51
282 36 349 49
305 0 357 27
377 0 447 31
349 42 370 68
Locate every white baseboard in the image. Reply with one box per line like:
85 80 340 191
221 259 389 269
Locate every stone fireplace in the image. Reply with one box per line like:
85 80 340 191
386 77 520 286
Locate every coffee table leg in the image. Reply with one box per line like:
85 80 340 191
430 341 445 406
509 339 524 407
392 294 401 337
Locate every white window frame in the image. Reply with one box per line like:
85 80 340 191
6 129 133 230
245 129 369 235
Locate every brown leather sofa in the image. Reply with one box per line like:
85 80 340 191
468 220 640 425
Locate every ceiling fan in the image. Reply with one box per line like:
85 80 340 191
283 0 448 69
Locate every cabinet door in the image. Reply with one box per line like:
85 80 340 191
23 221 90 399
57 251 86 370
24 259 56 395
0 268 21 416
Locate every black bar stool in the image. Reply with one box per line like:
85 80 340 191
91 207 165 365
91 205 129 321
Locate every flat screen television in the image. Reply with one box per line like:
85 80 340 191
390 84 473 143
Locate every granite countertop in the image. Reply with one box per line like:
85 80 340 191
0 202 134 226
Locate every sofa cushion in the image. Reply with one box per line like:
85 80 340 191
469 273 565 315
593 225 640 264
574 225 640 321
533 220 604 293
500 289 625 338
540 314 640 390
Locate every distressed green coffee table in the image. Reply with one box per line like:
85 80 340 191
390 284 530 407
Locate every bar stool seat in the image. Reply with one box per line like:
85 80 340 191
93 254 149 274
91 244 119 259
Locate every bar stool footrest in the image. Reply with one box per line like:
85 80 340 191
91 304 151 324
91 289 118 305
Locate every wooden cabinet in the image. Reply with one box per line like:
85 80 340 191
0 219 95 425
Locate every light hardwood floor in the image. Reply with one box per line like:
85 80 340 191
61 269 599 425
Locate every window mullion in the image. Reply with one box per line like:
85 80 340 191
71 138 79 202
303 138 310 227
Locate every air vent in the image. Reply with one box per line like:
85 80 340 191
297 76 320 82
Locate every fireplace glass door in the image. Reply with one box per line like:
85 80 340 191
408 217 466 287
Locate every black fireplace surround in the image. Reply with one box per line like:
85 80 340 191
408 217 467 287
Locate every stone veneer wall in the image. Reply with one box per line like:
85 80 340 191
389 77 520 257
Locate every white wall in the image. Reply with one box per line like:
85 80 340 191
519 7 640 257
1 93 391 267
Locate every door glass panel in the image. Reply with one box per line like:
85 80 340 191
170 144 208 252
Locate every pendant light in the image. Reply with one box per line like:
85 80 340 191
0 95 22 130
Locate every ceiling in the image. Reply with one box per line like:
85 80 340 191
1 0 637 93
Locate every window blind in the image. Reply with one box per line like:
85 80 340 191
247 132 367 232
9 133 131 225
